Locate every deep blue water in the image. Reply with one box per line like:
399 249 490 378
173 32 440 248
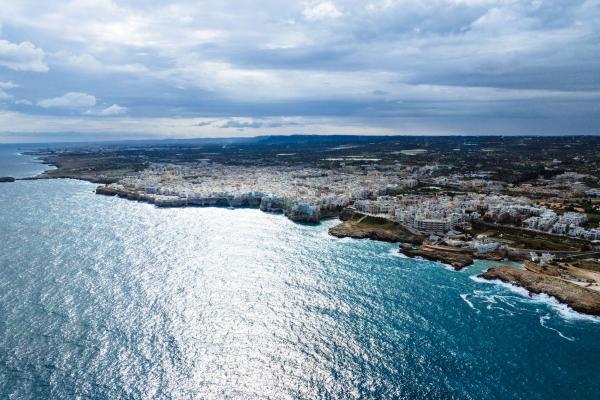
0 144 599 399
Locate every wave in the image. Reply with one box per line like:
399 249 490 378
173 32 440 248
439 262 456 272
460 293 480 314
539 314 575 341
387 248 407 258
411 256 455 271
470 275 600 323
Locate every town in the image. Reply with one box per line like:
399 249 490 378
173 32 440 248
96 161 600 241
23 135 600 314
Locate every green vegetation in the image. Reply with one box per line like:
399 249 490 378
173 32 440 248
354 214 404 230
586 213 600 225
469 222 591 251
349 212 420 236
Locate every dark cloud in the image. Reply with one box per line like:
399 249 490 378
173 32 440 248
194 120 216 127
219 119 302 129
0 0 598 139
372 90 388 96
220 120 264 129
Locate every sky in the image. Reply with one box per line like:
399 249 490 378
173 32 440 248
0 0 599 142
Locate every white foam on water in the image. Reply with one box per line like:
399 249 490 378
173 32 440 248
319 230 339 241
438 262 456 272
470 275 600 323
533 293 600 323
460 294 480 314
470 275 531 297
412 256 456 271
435 284 452 290
469 290 517 315
388 248 408 258
539 314 575 341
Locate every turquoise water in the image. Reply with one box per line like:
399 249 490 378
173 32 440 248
1 145 599 399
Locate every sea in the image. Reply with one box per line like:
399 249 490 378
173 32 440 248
0 144 599 399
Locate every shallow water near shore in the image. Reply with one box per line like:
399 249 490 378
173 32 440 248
1 144 600 399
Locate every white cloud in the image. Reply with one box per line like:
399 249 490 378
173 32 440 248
97 104 128 116
470 7 530 32
59 53 149 74
38 92 96 109
0 81 18 99
302 1 343 20
0 39 48 72
0 0 598 138
0 81 18 89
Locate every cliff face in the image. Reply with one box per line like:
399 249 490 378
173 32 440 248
480 266 600 316
96 184 339 224
259 197 286 213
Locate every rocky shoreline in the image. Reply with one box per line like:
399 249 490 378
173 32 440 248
328 212 424 244
18 175 600 317
26 163 600 317
95 184 341 224
0 177 16 183
480 266 600 316
399 244 475 270
89 189 600 316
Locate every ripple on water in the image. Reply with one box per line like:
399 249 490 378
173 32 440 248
469 275 600 323
0 174 600 399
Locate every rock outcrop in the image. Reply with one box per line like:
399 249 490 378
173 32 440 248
480 265 600 316
329 214 423 244
400 244 474 270
0 177 15 183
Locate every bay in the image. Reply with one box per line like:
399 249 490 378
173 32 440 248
1 144 599 399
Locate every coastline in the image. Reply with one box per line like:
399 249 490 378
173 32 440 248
328 212 424 244
480 266 600 316
17 152 600 318
94 184 342 224
93 178 600 317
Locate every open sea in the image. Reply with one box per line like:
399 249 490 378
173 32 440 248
0 144 599 399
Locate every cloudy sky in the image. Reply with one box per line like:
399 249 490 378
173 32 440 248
0 0 599 142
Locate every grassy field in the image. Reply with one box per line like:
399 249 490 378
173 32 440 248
351 213 412 233
469 222 591 251
569 259 600 273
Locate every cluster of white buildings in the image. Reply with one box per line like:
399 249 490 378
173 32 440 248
104 161 600 239
551 212 600 240
108 162 420 218
393 195 483 233
354 194 485 233
429 175 505 192
487 201 600 240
